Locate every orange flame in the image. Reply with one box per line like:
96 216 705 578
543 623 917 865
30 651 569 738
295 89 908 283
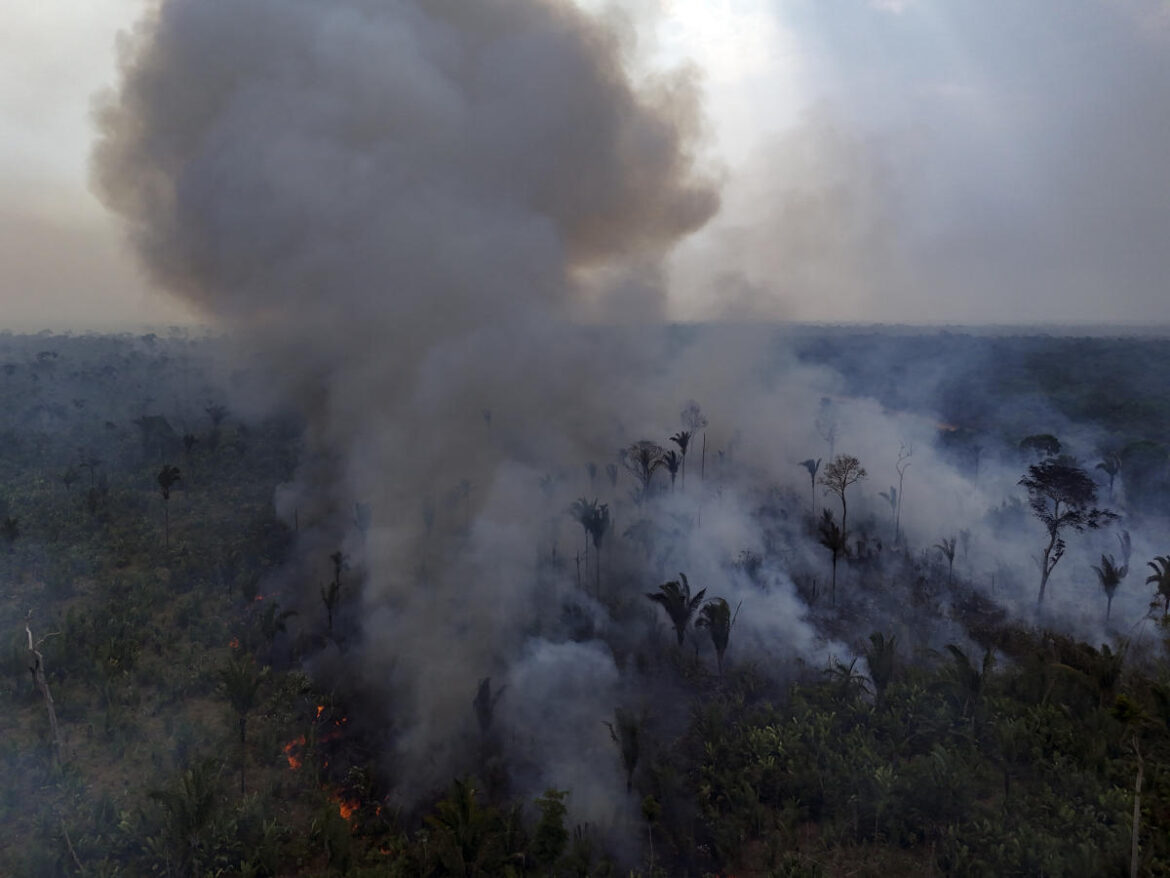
229 636 240 649
283 735 306 770
329 789 360 821
316 705 325 720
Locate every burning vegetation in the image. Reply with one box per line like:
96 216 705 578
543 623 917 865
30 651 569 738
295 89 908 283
0 0 1158 874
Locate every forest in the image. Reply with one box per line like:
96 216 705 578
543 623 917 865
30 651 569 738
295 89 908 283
3 326 1170 877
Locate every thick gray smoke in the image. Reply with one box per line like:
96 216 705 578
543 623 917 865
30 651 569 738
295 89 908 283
92 0 731 814
90 0 1158 840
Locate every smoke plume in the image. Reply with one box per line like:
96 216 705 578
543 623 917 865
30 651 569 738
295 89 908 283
91 0 1159 843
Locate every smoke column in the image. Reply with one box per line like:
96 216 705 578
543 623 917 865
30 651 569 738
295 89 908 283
95 0 1142 841
91 0 739 812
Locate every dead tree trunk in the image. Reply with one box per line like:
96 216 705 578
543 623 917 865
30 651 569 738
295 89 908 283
26 615 62 770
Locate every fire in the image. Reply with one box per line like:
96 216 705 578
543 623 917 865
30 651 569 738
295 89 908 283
254 593 265 601
329 789 360 821
316 704 325 720
283 735 306 770
229 636 240 649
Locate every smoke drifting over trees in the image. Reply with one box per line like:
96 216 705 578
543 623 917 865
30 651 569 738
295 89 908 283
89 0 1170 859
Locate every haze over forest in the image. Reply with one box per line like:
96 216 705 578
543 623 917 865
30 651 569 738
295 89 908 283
4 1 1170 876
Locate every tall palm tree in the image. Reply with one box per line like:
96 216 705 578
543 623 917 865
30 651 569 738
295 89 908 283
1146 555 1170 618
1096 452 1122 502
623 441 665 504
570 498 609 595
157 464 181 548
696 597 738 676
217 653 269 794
798 458 821 512
646 573 706 646
661 450 681 491
1092 553 1128 621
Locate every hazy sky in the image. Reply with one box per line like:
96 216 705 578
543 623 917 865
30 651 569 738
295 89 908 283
3 0 1169 329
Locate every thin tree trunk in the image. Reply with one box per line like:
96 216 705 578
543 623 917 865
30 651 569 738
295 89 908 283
1131 736 1143 878
1037 529 1058 605
26 618 62 770
240 716 247 795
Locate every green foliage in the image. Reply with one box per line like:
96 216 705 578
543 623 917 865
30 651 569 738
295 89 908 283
530 789 569 872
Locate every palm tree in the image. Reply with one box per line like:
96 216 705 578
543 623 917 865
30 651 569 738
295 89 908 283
1096 452 1122 502
1092 553 1128 622
623 441 665 504
817 509 846 607
661 450 681 491
585 503 610 597
669 430 692 490
570 499 610 595
157 464 181 548
425 779 504 875
217 653 269 794
1146 555 1170 618
945 644 993 724
646 573 706 646
696 597 738 676
798 458 821 512
149 759 223 876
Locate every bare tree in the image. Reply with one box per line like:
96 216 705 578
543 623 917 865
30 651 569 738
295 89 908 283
818 454 867 546
25 613 62 770
894 444 912 543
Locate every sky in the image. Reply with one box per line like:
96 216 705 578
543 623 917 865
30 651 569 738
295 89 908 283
2 0 1169 330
